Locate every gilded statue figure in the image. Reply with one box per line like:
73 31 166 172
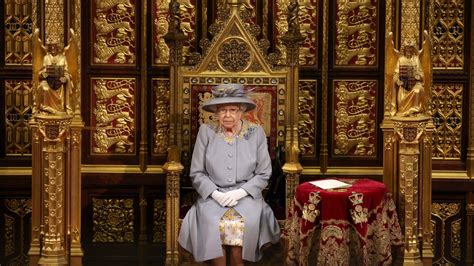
385 31 432 117
33 29 78 115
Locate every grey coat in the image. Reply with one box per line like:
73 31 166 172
178 121 280 262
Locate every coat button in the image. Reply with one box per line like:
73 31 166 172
228 153 233 157
227 179 232 182
227 166 232 170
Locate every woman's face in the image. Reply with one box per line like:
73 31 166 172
216 104 243 131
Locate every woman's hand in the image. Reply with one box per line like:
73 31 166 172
211 190 238 207
226 188 248 202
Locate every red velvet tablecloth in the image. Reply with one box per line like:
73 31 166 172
282 178 403 265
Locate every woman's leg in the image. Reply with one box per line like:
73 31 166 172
209 246 226 266
229 246 244 266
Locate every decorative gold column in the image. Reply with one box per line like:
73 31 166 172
162 148 183 265
164 0 187 264
393 117 433 265
281 0 304 214
36 115 73 265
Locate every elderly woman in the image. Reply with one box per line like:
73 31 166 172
178 84 280 265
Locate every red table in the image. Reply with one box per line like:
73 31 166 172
282 178 403 265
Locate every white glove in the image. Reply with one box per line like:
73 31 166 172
211 190 238 207
226 188 248 202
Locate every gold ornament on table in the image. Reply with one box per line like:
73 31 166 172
33 28 79 116
385 31 432 117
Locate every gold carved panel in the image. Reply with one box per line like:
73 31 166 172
4 0 33 65
92 198 135 243
153 79 170 155
91 78 136 154
333 80 377 156
431 84 462 160
335 0 378 66
431 0 465 69
92 0 136 64
299 80 317 156
153 0 196 65
431 202 462 265
275 0 318 65
5 80 33 155
152 199 166 243
3 199 31 265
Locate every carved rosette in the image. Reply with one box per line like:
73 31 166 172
92 0 136 64
92 198 135 242
335 0 378 66
217 38 252 72
91 78 135 154
333 80 377 156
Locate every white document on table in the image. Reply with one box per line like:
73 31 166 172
309 179 351 190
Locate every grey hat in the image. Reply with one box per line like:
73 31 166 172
201 84 256 113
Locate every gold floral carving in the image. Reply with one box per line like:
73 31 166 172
4 199 32 264
432 202 460 220
92 78 135 154
217 38 252 72
431 202 462 265
92 198 135 243
400 0 420 47
153 199 166 243
44 0 64 46
153 79 170 154
154 0 171 64
450 219 461 260
155 0 195 65
5 80 34 155
275 0 317 65
431 0 465 69
431 84 463 159
5 214 14 257
334 80 376 156
298 80 316 156
335 1 377 66
93 0 136 64
4 0 33 65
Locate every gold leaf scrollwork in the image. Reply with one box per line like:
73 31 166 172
153 79 170 154
298 80 316 156
152 199 166 243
